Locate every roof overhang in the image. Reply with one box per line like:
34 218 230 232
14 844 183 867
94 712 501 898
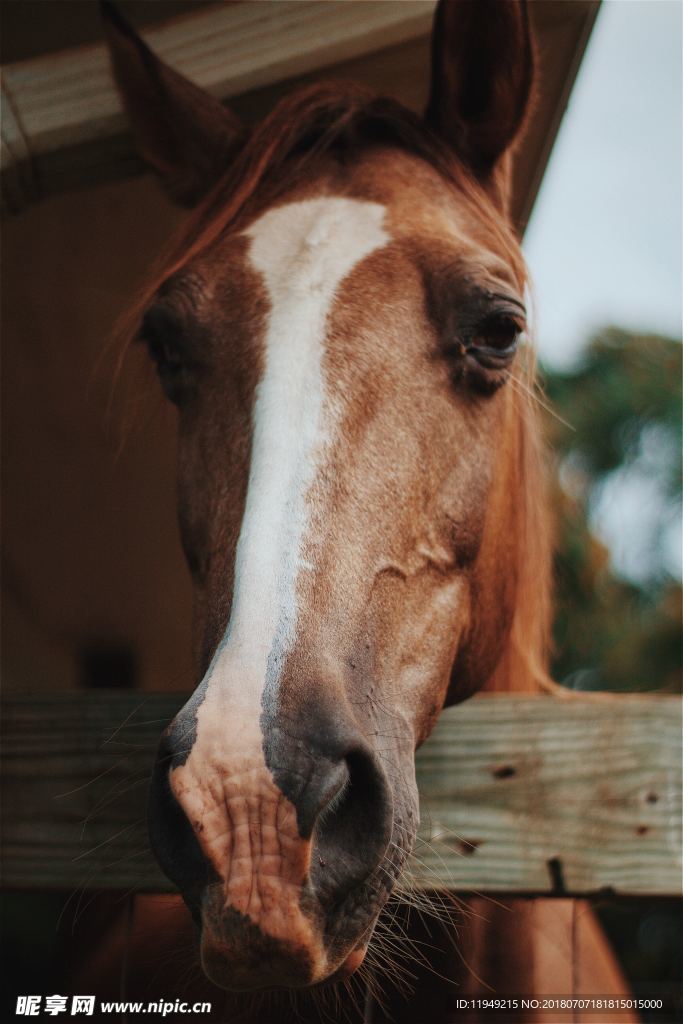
0 0 599 228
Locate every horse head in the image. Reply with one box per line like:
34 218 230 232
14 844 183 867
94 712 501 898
103 0 549 992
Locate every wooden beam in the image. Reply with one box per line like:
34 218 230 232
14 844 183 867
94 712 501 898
0 1 599 224
2 691 680 896
0 0 436 213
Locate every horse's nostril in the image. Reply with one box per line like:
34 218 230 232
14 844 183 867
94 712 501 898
315 759 351 821
311 746 392 903
147 727 216 913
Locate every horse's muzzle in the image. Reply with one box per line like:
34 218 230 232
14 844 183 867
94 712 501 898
147 700 394 989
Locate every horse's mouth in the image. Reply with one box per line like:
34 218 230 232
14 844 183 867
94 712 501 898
198 922 369 993
315 945 368 986
197 858 413 994
194 881 377 992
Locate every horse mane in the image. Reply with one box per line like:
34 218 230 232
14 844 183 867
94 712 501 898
483 367 553 694
125 80 552 696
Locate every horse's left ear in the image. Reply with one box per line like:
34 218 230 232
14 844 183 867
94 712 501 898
101 1 245 206
425 0 534 201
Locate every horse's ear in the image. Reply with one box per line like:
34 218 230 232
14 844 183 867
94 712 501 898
101 1 245 207
425 0 534 195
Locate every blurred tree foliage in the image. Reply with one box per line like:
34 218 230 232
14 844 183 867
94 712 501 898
541 327 682 693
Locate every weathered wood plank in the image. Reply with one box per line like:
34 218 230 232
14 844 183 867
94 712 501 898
1 691 680 896
414 694 682 895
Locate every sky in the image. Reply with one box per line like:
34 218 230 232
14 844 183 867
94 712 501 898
524 0 682 369
524 0 682 583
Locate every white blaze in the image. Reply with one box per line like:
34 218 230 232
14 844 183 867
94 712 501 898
168 198 389 901
204 197 389 708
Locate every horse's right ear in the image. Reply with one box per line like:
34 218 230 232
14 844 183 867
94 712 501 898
425 0 534 199
101 1 245 207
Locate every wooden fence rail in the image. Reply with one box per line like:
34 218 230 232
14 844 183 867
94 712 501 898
2 691 680 897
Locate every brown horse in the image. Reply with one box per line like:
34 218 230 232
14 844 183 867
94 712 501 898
95 2 631 1021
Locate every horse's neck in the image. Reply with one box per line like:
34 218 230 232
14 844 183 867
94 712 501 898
363 897 536 1024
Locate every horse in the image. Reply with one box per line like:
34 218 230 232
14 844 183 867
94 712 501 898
90 2 632 1020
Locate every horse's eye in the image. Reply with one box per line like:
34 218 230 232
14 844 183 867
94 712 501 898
148 335 183 374
467 314 523 370
146 335 188 404
140 308 193 405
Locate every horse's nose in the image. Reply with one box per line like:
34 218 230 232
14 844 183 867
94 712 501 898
148 697 393 920
262 705 394 901
147 724 217 917
147 695 395 988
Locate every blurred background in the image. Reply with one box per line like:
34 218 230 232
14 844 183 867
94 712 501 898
524 0 682 696
525 5 682 1003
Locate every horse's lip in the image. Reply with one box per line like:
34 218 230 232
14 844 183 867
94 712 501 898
201 944 368 992
313 945 368 988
